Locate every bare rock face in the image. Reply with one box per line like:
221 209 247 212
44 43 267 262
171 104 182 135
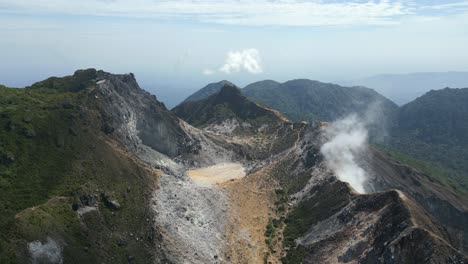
90 72 195 157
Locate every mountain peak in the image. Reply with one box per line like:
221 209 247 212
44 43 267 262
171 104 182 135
172 81 287 132
181 80 236 103
216 83 242 99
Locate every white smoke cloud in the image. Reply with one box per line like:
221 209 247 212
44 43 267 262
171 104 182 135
320 114 369 194
28 237 63 264
219 49 263 74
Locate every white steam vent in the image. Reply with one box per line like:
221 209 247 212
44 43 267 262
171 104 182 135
320 114 369 193
28 237 63 264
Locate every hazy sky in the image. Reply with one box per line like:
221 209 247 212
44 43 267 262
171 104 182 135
1 0 468 106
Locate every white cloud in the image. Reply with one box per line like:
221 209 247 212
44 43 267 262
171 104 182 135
0 0 417 26
219 49 262 74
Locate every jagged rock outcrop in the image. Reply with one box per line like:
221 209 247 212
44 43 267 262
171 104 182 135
90 71 197 157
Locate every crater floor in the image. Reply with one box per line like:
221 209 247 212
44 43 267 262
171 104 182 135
187 163 246 187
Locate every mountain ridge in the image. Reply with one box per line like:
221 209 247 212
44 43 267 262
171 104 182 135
344 71 468 105
175 78 398 123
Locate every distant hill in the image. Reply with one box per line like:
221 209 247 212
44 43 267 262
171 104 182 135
344 72 468 105
389 88 468 188
243 79 398 123
177 79 398 124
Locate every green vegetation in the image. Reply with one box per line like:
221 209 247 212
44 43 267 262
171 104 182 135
243 79 398 123
0 85 81 230
281 245 307 264
28 68 98 92
388 88 468 195
265 218 283 251
377 145 468 195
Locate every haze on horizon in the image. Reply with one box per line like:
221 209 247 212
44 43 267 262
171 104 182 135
1 0 468 106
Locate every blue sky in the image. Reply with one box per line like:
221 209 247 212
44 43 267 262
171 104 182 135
1 0 468 106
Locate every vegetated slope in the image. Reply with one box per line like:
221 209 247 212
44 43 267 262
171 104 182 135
243 79 398 123
389 88 468 194
0 70 162 263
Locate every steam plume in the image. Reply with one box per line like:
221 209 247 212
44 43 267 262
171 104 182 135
28 237 63 264
320 114 369 193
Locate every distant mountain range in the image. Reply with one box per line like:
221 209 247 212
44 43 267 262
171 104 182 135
341 71 468 105
180 79 398 123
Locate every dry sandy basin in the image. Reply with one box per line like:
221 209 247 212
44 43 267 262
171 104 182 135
187 163 246 187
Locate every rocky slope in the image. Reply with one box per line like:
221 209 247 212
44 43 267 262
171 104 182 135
1 70 466 263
